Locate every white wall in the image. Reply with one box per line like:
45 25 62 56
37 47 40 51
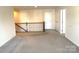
55 8 66 34
55 8 60 32
28 23 43 31
15 9 55 31
19 9 44 23
44 9 55 29
0 7 16 47
19 9 44 31
65 7 79 47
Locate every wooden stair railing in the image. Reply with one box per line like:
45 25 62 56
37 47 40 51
15 22 45 32
15 23 28 32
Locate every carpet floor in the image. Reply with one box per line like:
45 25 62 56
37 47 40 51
0 31 79 53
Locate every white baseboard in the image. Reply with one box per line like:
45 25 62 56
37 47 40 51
0 36 16 47
65 35 79 47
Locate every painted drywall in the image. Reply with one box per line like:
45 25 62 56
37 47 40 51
0 7 16 47
60 9 66 34
14 10 20 23
65 7 79 47
28 23 43 31
15 9 44 31
17 9 44 23
55 8 60 32
14 9 55 31
55 8 66 34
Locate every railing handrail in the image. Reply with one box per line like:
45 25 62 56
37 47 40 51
15 22 45 32
15 23 28 32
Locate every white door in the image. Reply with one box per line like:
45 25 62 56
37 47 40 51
44 12 53 29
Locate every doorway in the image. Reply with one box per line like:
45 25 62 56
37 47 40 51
60 9 66 34
44 11 53 30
